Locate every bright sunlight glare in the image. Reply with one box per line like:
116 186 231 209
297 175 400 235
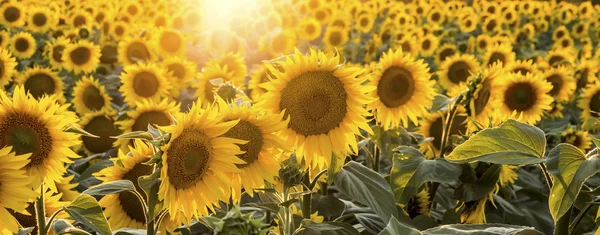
201 0 261 30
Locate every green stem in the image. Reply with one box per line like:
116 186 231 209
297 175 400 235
554 208 571 235
283 186 292 235
569 198 600 234
333 213 355 222
42 208 65 235
439 95 464 159
308 170 327 190
302 171 312 219
374 146 380 172
539 163 553 190
36 183 46 235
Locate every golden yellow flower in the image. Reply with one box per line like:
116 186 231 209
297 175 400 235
0 86 80 191
493 72 553 124
118 36 157 66
0 1 26 28
0 48 17 87
483 43 515 67
205 52 248 87
78 111 120 155
259 49 373 168
438 54 480 93
154 28 186 56
62 40 102 74
119 62 171 107
541 66 576 102
43 36 71 70
72 76 113 115
9 32 36 59
0 147 38 233
297 17 322 40
15 66 65 102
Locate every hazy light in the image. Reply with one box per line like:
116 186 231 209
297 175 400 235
202 0 260 29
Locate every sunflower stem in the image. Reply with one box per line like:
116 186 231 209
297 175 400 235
539 163 553 190
302 170 312 219
373 146 380 172
36 182 46 235
43 207 65 235
282 186 292 235
569 198 600 234
439 94 464 159
554 207 571 235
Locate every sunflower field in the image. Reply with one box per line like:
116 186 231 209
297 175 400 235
4 0 600 234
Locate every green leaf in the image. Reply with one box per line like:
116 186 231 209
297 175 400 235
446 119 545 165
83 180 135 195
379 217 421 235
112 228 146 235
138 170 160 222
422 224 544 234
335 161 398 224
590 134 600 148
454 164 501 202
294 220 360 235
390 147 462 204
112 131 153 141
65 194 111 235
354 213 385 234
51 219 91 235
65 123 99 138
79 159 113 181
546 143 600 222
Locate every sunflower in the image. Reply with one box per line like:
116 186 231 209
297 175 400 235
95 140 154 229
547 101 564 119
576 60 598 90
578 83 600 121
418 34 439 57
541 66 576 102
553 36 574 51
56 174 80 202
482 15 501 34
561 128 592 152
43 36 70 70
62 40 101 74
259 49 373 168
546 49 574 68
460 194 491 224
355 13 374 33
78 111 120 155
323 26 348 51
0 86 80 191
427 7 445 25
217 99 288 199
205 52 248 87
119 62 171 108
464 64 504 132
297 17 322 41
439 54 480 93
111 21 129 40
114 99 178 151
118 36 156 66
475 34 492 52
0 48 17 87
159 103 245 220
162 56 197 97
0 30 9 49
195 64 235 107
458 14 478 33
434 44 457 66
483 43 515 67
248 65 274 101
368 48 436 129
27 7 55 33
396 36 418 56
154 28 186 56
552 25 569 41
0 1 25 28
69 10 92 28
0 147 38 233
122 1 142 20
493 72 553 124
572 21 589 39
419 108 468 157
72 76 112 114
15 66 65 102
9 32 36 59
406 189 431 218
507 59 535 75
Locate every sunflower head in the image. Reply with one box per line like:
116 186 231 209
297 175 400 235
493 72 553 124
542 66 576 102
0 2 26 27
483 43 515 67
62 40 102 74
118 36 156 66
259 49 373 168
9 32 36 59
439 53 480 93
16 66 65 103
119 62 172 107
0 48 17 87
73 76 112 115
0 86 80 191
79 111 120 155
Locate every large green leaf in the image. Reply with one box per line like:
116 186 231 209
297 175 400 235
51 219 91 235
546 143 600 222
112 228 146 235
454 164 501 202
422 224 544 234
294 220 360 235
65 194 111 235
390 147 462 204
335 161 399 224
446 119 545 165
379 217 421 235
83 180 135 195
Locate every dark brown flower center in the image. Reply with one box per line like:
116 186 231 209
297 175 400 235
82 115 119 153
223 120 264 167
166 128 211 189
378 66 415 108
0 112 52 168
160 31 182 53
280 71 347 136
4 6 20 23
82 85 105 111
70 46 91 66
448 61 471 84
24 73 56 99
504 82 537 112
546 74 564 97
132 71 159 97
